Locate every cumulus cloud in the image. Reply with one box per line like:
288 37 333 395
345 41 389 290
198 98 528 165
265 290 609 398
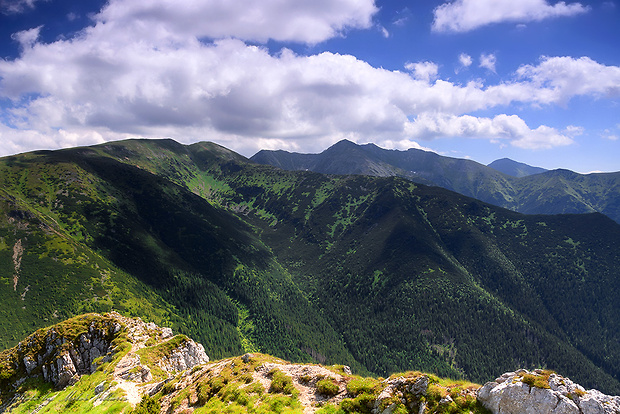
404 113 574 149
96 0 378 44
433 0 589 33
10 26 42 50
405 61 439 82
479 53 497 72
515 56 620 104
0 0 619 157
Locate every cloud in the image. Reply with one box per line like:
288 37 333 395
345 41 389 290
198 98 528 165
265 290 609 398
0 0 619 157
404 113 574 149
10 26 42 50
459 53 473 67
1 0 46 14
96 0 378 45
405 61 439 82
479 53 496 72
433 0 589 33
515 56 620 104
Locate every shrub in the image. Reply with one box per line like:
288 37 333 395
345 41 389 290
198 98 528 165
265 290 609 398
317 378 339 396
132 395 161 414
269 369 297 395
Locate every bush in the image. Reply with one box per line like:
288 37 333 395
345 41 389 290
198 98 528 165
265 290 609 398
269 369 297 395
317 378 340 396
132 395 161 414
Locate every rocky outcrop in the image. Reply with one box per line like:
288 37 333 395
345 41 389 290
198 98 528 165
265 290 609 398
15 315 122 389
478 369 620 414
159 339 209 372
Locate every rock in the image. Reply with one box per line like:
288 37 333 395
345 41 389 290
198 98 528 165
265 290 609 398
94 382 106 395
343 365 352 375
161 327 173 339
478 370 620 414
439 395 453 406
160 339 209 372
56 353 79 389
23 355 37 375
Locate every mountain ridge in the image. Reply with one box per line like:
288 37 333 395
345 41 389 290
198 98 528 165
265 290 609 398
250 140 620 224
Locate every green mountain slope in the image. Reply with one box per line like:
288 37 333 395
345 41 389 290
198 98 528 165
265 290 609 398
1 138 620 395
0 145 361 371
251 140 620 224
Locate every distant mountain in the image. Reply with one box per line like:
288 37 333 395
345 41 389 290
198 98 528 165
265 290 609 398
251 140 620 224
2 138 620 394
488 158 548 177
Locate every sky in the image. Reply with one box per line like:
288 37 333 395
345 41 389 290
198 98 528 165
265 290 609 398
0 0 619 173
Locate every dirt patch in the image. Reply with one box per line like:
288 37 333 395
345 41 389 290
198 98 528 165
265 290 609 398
12 238 23 291
254 362 350 414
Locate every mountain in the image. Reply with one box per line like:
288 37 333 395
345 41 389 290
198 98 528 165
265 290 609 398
487 158 548 177
1 139 620 395
2 312 617 414
251 140 620 224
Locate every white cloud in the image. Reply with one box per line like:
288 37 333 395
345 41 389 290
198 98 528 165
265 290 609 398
433 0 589 33
0 0 619 157
404 113 574 149
479 53 497 72
405 61 439 83
459 53 472 67
1 0 46 14
10 26 42 50
515 56 620 104
96 0 378 45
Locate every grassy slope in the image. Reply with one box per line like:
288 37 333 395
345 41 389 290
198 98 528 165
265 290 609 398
90 139 620 393
2 139 620 394
0 144 362 372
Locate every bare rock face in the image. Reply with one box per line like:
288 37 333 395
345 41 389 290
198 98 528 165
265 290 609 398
159 339 209 373
13 316 121 390
478 370 620 414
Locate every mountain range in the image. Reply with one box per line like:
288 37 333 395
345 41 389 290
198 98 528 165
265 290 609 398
251 140 620 224
1 139 619 396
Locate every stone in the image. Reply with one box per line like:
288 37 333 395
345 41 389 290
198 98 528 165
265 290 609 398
478 370 620 414
23 355 37 375
160 339 209 372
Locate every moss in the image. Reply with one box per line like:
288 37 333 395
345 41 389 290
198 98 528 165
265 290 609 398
520 371 553 389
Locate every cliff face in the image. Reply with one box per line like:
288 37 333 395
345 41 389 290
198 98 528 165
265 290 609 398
2 312 620 414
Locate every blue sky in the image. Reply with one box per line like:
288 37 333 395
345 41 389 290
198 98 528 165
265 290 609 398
0 0 619 172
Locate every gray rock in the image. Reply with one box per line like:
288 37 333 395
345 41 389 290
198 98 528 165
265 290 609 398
160 339 209 372
478 370 620 414
23 355 37 375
